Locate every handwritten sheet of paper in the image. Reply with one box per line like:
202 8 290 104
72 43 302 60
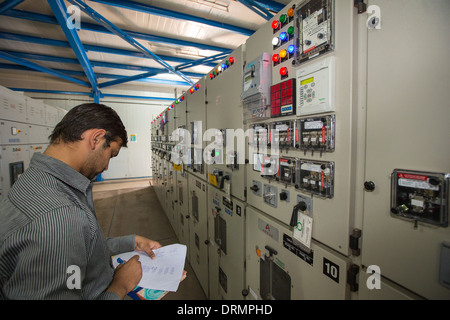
112 243 187 292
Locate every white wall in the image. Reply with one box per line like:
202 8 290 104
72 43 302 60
25 94 167 180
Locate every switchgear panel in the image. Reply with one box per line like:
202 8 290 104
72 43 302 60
188 175 209 295
206 48 246 201
208 188 246 300
246 207 351 300
390 169 449 227
294 0 334 64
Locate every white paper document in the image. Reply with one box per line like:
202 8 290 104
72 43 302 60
112 243 187 292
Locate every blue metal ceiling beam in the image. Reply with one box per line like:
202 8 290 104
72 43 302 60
237 0 274 20
0 63 192 86
175 52 229 71
1 50 205 78
0 0 24 15
254 0 284 12
98 70 164 88
47 0 99 100
2 9 233 54
8 88 175 102
67 0 194 86
0 51 90 87
89 0 254 36
0 32 218 67
0 32 69 47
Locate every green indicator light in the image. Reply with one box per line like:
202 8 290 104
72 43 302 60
288 26 294 35
279 14 287 24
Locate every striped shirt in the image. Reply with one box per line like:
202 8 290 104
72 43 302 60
0 152 135 299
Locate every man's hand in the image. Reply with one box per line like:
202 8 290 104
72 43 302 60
135 235 162 259
107 255 142 299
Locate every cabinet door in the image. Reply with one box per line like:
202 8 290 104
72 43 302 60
361 0 450 299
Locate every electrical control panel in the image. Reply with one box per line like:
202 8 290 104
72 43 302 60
150 0 450 301
208 188 246 300
206 47 247 201
246 207 351 300
390 169 449 227
188 175 209 295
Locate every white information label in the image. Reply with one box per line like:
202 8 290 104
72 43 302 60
293 212 313 249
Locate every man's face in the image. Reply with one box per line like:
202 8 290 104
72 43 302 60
82 138 122 180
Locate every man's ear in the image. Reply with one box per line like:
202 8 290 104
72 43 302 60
88 129 106 149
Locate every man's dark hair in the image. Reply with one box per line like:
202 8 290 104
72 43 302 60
49 103 128 147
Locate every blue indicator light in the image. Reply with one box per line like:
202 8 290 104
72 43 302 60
287 45 295 54
279 32 287 41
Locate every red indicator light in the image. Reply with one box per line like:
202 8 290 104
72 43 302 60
272 54 280 62
272 20 280 29
196 83 200 89
209 73 214 79
280 67 288 76
180 96 185 101
229 56 234 64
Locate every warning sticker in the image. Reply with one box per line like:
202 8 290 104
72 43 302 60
398 178 439 191
258 218 279 242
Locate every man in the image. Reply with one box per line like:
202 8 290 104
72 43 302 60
0 103 160 299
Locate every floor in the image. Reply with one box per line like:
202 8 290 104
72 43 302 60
93 179 207 300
